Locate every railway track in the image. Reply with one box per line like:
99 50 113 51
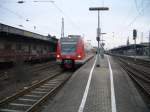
113 54 150 68
0 71 72 112
115 57 150 97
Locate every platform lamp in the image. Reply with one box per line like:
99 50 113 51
89 7 109 67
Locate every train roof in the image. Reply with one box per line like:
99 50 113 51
60 37 78 41
0 23 58 43
60 36 82 42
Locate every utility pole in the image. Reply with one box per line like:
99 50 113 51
141 32 144 55
89 7 109 67
61 17 64 38
127 36 129 46
133 29 137 61
149 31 150 58
100 33 106 59
141 32 143 43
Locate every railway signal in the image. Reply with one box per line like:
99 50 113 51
133 29 137 40
96 37 100 41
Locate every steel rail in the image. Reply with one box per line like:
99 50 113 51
0 71 72 112
116 57 150 97
119 58 150 82
0 72 61 106
110 54 150 68
26 73 71 112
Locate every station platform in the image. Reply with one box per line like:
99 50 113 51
42 55 149 112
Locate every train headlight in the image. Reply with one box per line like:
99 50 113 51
57 54 60 58
77 54 81 58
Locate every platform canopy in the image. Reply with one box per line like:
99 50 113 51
110 44 146 52
0 23 57 43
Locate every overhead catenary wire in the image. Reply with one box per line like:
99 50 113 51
1 0 83 35
0 4 25 20
0 3 41 33
128 1 150 27
51 2 82 34
29 0 83 35
114 0 150 46
115 0 150 34
33 0 55 2
134 0 141 13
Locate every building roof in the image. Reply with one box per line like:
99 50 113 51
110 44 146 51
0 23 57 43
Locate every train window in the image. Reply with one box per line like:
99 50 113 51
4 44 12 50
61 43 76 53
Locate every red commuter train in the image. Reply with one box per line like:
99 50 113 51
56 35 88 68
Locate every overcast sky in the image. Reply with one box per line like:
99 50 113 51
0 0 150 49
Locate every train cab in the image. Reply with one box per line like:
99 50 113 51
56 35 86 68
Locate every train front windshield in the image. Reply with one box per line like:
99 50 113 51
61 42 77 55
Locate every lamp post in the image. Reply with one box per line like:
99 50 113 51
149 31 150 58
89 7 109 67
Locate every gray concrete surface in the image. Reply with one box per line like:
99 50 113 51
42 57 95 112
111 56 149 112
83 56 111 112
42 55 149 112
